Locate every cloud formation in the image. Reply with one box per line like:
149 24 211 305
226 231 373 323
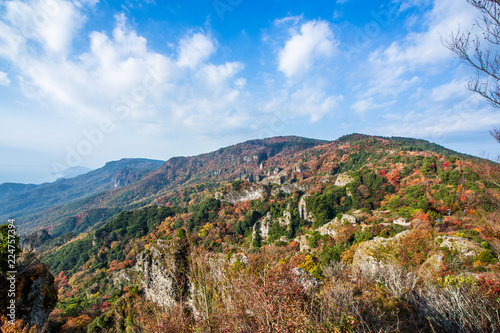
0 72 10 86
177 33 216 69
278 20 337 77
0 0 247 134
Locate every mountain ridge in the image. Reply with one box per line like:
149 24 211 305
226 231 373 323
0 158 165 230
8 134 488 235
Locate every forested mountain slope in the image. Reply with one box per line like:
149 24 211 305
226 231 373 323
12 134 500 332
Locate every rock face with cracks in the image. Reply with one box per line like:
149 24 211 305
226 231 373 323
352 230 411 268
0 261 58 331
111 238 192 310
298 194 315 223
437 236 483 257
218 184 269 204
334 173 354 187
136 238 190 309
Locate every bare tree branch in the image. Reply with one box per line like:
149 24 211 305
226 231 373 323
444 1 500 110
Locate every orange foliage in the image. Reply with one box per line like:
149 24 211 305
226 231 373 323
398 229 434 267
0 316 35 333
61 315 92 332
413 211 430 222
386 168 401 186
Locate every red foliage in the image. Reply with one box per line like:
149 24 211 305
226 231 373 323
478 274 500 296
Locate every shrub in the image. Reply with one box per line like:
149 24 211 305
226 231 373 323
397 229 434 267
408 282 500 332
477 249 494 264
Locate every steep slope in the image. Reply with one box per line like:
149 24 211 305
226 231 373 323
19 136 326 233
0 158 164 231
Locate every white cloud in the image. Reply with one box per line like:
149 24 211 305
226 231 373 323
353 0 477 110
0 71 10 86
177 33 216 69
262 81 343 123
234 78 246 87
274 15 302 27
0 1 250 142
197 62 244 87
290 85 343 122
278 20 337 77
369 0 475 70
351 97 395 113
3 0 85 55
369 77 500 140
373 106 500 140
430 79 468 102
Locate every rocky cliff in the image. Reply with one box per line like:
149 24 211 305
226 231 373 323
0 260 58 332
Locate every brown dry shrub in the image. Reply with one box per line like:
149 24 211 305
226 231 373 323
60 315 92 332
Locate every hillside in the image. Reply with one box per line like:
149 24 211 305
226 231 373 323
0 158 164 232
18 137 326 234
12 134 500 332
17 135 477 235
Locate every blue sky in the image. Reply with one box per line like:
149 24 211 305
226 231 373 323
0 0 499 184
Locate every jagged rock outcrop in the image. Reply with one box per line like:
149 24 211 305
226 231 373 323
252 210 292 241
218 184 269 204
279 210 292 227
352 230 411 268
292 267 319 290
316 214 357 237
334 173 354 187
134 238 190 309
111 240 249 319
293 164 307 173
295 235 312 252
23 229 53 250
316 219 342 237
341 214 357 225
261 175 286 185
110 268 139 290
437 236 483 257
271 182 313 195
298 194 315 223
253 212 273 240
0 261 58 331
260 170 289 185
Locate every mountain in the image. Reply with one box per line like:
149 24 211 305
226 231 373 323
16 136 326 233
15 135 482 235
52 166 94 180
31 134 500 332
0 182 38 199
0 158 164 231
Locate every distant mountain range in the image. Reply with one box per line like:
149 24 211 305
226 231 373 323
52 166 94 180
0 158 164 232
